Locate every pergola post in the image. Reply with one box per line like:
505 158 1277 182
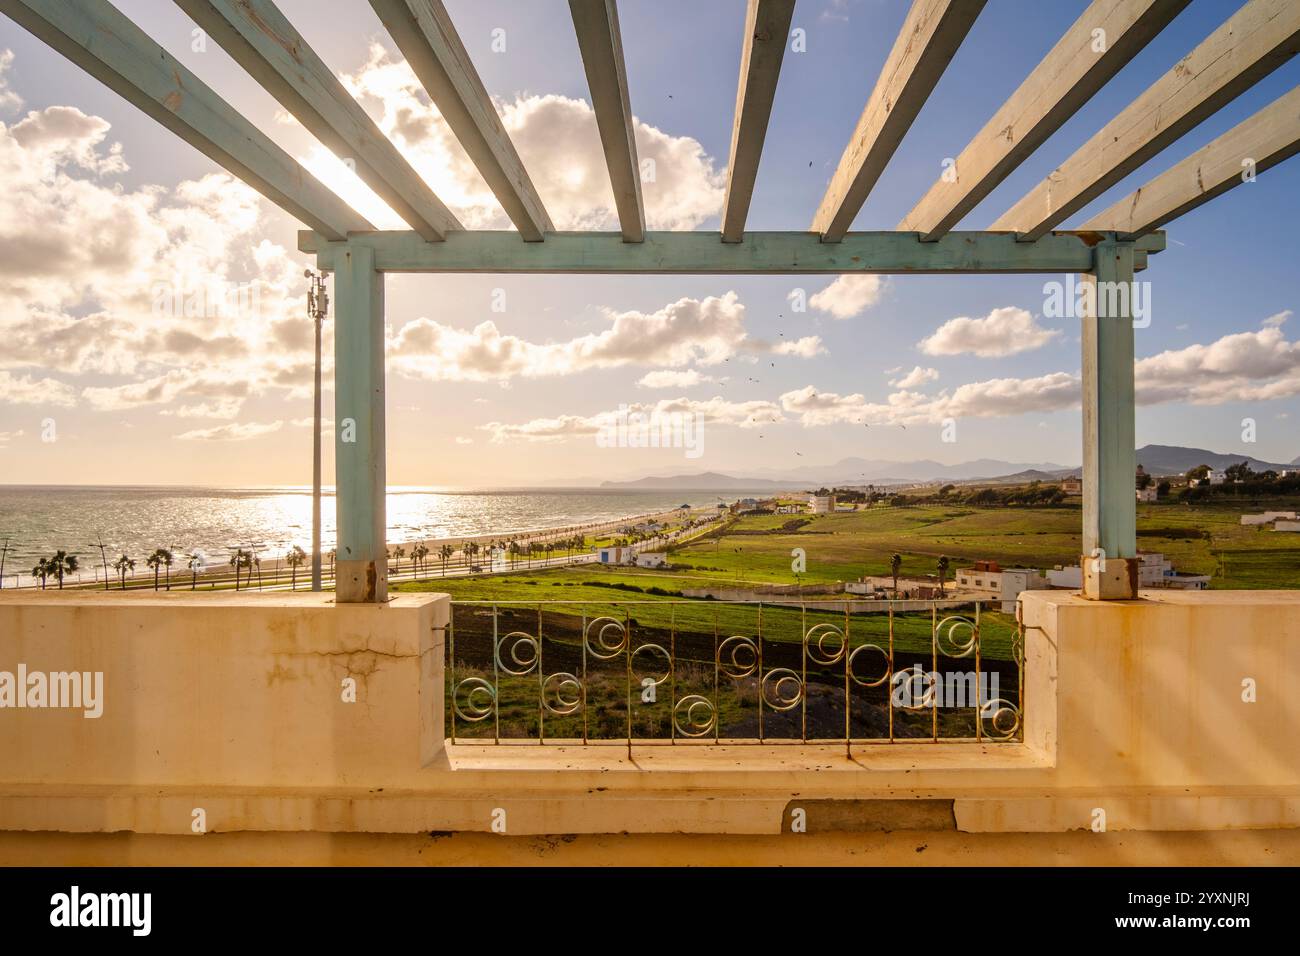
333 242 388 603
1080 238 1138 599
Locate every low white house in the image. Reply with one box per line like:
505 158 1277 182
1276 521 1300 533
635 552 667 568
597 546 630 564
1136 486 1158 502
1241 511 1297 525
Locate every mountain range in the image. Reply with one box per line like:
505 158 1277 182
598 444 1297 490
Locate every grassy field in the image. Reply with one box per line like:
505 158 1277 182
663 499 1300 590
395 497 1297 742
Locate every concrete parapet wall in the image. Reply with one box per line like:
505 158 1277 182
0 589 1297 851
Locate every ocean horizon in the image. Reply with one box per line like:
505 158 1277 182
0 484 777 572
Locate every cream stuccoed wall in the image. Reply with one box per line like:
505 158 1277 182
0 589 1297 845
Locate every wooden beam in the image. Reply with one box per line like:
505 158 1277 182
175 0 461 241
810 0 985 242
1081 240 1138 565
994 0 1300 239
900 0 1189 241
369 0 552 241
569 0 645 242
0 0 371 240
333 243 387 604
298 228 1165 274
1084 84 1300 236
722 0 796 242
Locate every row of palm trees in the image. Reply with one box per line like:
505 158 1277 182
388 533 594 577
888 552 951 597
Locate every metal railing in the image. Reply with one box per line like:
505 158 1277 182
446 599 1024 750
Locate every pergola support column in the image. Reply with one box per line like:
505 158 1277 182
1080 239 1138 600
333 242 388 603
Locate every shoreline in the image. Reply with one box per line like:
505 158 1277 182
3 503 727 591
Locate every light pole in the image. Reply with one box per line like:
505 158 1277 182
306 270 329 592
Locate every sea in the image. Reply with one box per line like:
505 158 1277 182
0 485 767 572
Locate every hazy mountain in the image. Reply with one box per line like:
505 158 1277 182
598 445 1297 491
1134 444 1293 475
600 472 790 490
741 456 1071 483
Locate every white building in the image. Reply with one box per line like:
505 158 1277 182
1047 565 1082 589
635 552 667 568
1241 511 1297 526
1048 552 1210 590
1136 486 1158 502
1208 470 1228 484
809 494 836 514
597 546 630 564
998 568 1051 613
1275 521 1300 533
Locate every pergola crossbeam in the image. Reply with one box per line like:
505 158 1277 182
1084 84 1300 236
721 0 796 242
299 228 1164 274
175 0 461 241
0 0 372 240
369 0 553 241
569 0 645 242
900 0 1190 241
811 0 986 242
994 0 1300 240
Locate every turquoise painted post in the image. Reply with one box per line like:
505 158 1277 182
1081 239 1138 579
333 242 387 603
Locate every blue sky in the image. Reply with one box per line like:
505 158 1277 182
0 0 1297 487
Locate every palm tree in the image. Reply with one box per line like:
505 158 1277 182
412 543 429 578
286 545 307 590
229 549 252 590
438 543 453 576
146 549 171 590
890 553 903 597
161 548 174 590
113 554 134 590
393 545 406 575
49 551 78 589
936 555 950 596
508 540 521 569
466 541 481 571
187 552 204 590
31 557 50 589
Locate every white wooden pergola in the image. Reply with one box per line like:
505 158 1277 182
6 0 1299 602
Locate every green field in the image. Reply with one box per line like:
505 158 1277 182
659 500 1300 589
393 497 1296 741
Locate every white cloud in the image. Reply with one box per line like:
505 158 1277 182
1262 310 1291 328
1135 323 1300 405
307 46 724 231
638 369 708 388
780 371 1081 427
175 420 284 442
890 365 939 389
389 292 817 383
918 307 1061 357
808 274 885 319
0 90 316 419
481 395 784 443
0 50 22 113
0 370 76 406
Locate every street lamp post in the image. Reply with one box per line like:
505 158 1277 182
306 270 329 592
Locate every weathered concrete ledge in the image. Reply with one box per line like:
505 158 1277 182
0 589 1296 859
